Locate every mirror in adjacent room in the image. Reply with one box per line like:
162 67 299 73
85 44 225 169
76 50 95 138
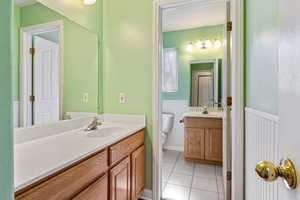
13 2 99 128
190 59 222 107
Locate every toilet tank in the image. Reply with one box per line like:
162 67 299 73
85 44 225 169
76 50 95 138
162 113 174 133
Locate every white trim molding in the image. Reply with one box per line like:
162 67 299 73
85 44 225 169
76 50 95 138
140 189 153 200
164 145 184 152
230 0 244 199
20 20 64 127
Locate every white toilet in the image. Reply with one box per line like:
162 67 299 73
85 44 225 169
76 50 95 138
161 113 174 148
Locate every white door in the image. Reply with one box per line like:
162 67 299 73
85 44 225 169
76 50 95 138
277 0 300 198
197 73 213 107
191 70 214 106
33 36 59 125
246 1 300 199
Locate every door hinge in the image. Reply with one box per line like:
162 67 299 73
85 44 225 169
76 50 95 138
227 21 232 32
29 47 35 55
227 96 232 106
227 171 232 181
29 95 35 102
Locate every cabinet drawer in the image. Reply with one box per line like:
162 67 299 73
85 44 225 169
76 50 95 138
16 150 108 200
184 117 222 129
73 173 108 200
109 130 144 165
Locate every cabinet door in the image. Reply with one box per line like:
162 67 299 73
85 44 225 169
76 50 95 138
73 174 108 200
184 128 205 160
110 156 131 200
205 128 223 162
131 145 145 200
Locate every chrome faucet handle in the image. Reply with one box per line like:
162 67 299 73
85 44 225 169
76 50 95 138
200 105 208 114
92 117 103 126
84 117 102 131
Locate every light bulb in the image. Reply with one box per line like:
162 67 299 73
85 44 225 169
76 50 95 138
83 0 96 5
195 41 203 49
214 40 222 48
186 43 193 52
204 40 212 48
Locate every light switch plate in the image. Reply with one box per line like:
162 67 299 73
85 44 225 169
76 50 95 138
119 93 126 104
82 93 89 104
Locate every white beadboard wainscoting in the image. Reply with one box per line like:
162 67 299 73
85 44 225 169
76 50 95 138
245 107 279 200
162 100 188 152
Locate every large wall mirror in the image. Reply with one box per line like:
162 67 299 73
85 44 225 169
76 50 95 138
190 59 222 107
13 1 100 128
161 23 225 109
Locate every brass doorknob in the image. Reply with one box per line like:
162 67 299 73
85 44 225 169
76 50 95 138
255 158 297 189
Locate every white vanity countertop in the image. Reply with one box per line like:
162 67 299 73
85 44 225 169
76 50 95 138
14 114 145 192
183 111 224 119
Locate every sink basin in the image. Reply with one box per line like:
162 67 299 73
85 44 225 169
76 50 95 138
86 126 123 138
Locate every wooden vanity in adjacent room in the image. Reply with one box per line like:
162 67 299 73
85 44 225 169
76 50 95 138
183 114 223 165
15 130 145 200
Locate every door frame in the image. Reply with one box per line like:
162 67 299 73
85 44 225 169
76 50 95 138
20 20 64 127
152 0 244 200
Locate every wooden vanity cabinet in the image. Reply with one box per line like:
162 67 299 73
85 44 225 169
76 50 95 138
15 130 145 200
184 117 222 165
205 128 223 162
184 128 205 160
110 157 131 200
73 174 108 200
131 145 145 200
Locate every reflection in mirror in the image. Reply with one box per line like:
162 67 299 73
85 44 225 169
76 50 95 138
14 2 99 128
190 59 222 107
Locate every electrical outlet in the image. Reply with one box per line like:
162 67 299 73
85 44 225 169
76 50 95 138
82 93 89 104
119 93 126 104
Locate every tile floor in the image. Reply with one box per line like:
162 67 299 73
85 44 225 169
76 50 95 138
162 150 224 200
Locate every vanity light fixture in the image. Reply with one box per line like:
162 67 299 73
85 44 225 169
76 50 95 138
83 0 96 5
195 41 204 49
186 42 193 52
204 40 213 48
214 40 222 48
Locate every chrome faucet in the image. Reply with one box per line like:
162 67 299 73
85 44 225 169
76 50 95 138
85 117 102 131
201 105 209 114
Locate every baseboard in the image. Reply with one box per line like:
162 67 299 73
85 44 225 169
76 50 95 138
140 189 152 200
164 145 184 152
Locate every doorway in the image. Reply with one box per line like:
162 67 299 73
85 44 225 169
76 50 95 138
153 0 244 200
160 1 227 200
20 21 63 127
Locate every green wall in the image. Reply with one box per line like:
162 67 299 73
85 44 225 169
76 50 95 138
0 0 14 199
102 0 153 189
162 25 224 100
245 0 278 114
37 0 98 33
15 3 100 114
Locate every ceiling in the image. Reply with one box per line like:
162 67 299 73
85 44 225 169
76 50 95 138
162 1 226 32
14 0 36 7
